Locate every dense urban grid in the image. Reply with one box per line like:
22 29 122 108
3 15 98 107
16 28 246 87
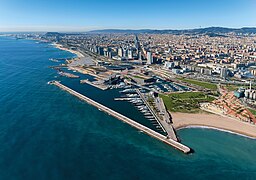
11 29 256 140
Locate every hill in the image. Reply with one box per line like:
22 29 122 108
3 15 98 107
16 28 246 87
88 27 256 35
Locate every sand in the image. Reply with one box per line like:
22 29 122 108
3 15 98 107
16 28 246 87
53 43 84 58
172 112 256 138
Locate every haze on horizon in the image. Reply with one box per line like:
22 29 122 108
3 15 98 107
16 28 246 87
0 0 255 32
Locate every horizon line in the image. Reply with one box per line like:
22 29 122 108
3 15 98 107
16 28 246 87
0 26 256 33
1 26 256 33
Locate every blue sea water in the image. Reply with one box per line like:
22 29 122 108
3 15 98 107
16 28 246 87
0 36 256 179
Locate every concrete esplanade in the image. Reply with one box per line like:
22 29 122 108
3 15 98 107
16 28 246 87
51 81 191 154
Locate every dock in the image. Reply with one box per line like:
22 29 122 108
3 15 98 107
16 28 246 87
125 80 161 94
80 79 109 90
157 97 178 141
114 98 133 101
59 71 80 78
136 89 166 132
50 81 191 154
136 89 178 141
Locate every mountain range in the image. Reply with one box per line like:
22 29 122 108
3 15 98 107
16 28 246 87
88 27 256 35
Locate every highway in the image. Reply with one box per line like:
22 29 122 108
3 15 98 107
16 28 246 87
51 81 191 154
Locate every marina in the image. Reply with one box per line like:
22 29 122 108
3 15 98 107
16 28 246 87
2 32 256 179
2 1 256 177
2 33 256 179
136 89 178 141
116 89 166 132
50 81 191 154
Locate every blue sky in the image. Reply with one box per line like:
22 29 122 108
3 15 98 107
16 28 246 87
0 0 255 32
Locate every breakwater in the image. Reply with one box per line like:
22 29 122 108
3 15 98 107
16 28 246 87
51 81 191 154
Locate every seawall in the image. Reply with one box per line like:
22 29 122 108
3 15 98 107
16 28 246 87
51 81 191 154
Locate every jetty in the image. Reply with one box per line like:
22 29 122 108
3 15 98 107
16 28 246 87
136 89 178 141
50 81 191 154
58 71 80 78
80 79 109 90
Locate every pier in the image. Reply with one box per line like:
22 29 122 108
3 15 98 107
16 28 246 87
136 89 178 141
136 89 166 132
125 80 161 94
80 79 109 90
51 81 191 154
114 98 134 101
59 71 80 78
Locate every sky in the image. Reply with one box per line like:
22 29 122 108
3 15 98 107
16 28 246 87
0 0 256 32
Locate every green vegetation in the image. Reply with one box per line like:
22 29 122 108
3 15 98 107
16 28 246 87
226 84 239 91
249 108 256 118
225 84 256 92
124 76 132 81
133 75 146 79
160 92 215 113
177 77 217 91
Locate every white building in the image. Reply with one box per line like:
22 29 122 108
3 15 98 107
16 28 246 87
147 51 153 65
118 48 123 57
138 51 142 60
220 67 227 78
164 61 174 69
128 49 133 59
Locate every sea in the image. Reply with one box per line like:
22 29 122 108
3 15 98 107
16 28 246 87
0 36 256 180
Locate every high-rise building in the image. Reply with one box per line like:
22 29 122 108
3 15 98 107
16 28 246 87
220 67 227 78
138 51 142 60
98 47 104 55
104 50 108 57
108 51 112 59
128 49 133 59
164 61 174 69
124 49 128 58
147 51 153 64
93 46 98 53
118 48 123 57
135 36 139 49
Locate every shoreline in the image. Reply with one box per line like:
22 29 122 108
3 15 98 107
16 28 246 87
177 125 256 140
172 112 256 139
49 39 256 141
52 42 85 58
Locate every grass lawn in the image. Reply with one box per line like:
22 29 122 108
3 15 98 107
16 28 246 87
226 84 239 91
249 108 256 118
160 92 215 113
177 78 217 91
225 84 256 92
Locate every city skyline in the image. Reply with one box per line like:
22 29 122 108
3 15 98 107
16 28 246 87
1 0 256 177
0 0 256 32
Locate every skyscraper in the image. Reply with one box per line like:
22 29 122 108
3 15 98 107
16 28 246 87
128 49 133 59
220 67 227 78
138 51 142 60
147 51 153 64
118 48 123 57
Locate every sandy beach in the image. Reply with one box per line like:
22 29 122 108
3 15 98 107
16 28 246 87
53 43 84 58
172 112 256 138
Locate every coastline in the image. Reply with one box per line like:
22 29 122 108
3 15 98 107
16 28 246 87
172 112 256 139
51 40 256 140
177 125 256 140
52 42 85 58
